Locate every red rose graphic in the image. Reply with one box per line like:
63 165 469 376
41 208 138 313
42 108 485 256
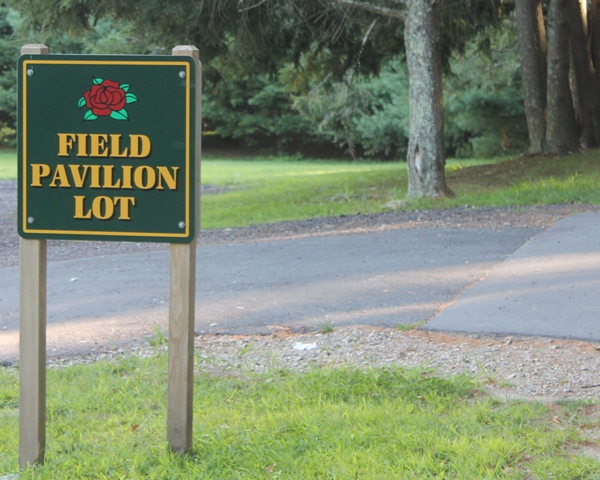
83 79 127 116
79 78 137 121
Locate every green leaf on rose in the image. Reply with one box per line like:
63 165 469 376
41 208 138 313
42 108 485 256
83 110 98 121
125 93 137 104
120 84 130 92
78 97 86 108
110 109 129 121
93 77 103 85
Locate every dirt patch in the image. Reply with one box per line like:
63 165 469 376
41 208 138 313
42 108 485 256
448 154 600 187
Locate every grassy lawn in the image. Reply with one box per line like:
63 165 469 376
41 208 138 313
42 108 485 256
201 150 600 229
197 150 600 228
2 355 600 478
200 156 500 229
202 151 600 228
0 150 16 180
436 151 600 209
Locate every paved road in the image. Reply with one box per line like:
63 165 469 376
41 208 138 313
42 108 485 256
427 212 600 341
1 213 598 362
0 225 536 361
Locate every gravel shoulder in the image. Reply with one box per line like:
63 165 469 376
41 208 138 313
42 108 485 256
3 178 600 401
41 325 600 402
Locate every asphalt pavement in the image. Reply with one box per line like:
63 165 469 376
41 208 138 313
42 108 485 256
0 213 598 362
426 212 600 340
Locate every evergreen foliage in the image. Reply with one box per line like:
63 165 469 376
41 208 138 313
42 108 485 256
445 15 527 158
203 58 322 151
292 57 410 158
0 7 19 147
4 1 524 159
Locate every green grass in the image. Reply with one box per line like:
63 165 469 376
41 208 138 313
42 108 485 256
320 321 334 334
0 150 17 179
200 156 404 229
201 151 600 229
3 149 600 230
2 356 600 478
397 321 426 332
416 151 600 210
200 155 495 229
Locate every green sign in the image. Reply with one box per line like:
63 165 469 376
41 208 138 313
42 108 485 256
17 54 198 243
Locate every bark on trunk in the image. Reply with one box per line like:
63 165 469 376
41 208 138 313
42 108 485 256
405 0 451 198
589 0 600 77
515 0 548 154
546 0 579 153
569 0 600 146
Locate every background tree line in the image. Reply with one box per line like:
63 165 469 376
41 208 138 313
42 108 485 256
1 0 595 198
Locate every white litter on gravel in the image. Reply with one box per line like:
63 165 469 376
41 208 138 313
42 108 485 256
292 342 317 351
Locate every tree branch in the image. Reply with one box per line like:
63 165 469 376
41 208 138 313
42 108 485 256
238 0 268 13
336 0 407 21
346 18 378 84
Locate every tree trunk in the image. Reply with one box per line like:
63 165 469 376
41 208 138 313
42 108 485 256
515 0 547 154
569 0 600 146
546 0 579 153
589 0 600 78
404 0 451 198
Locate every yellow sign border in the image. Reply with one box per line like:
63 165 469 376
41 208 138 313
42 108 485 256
21 59 192 239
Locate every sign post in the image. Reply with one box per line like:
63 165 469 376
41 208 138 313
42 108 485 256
167 45 201 454
18 44 201 466
19 43 48 470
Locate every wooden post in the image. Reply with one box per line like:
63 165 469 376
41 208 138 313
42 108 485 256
167 45 201 453
19 44 49 469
